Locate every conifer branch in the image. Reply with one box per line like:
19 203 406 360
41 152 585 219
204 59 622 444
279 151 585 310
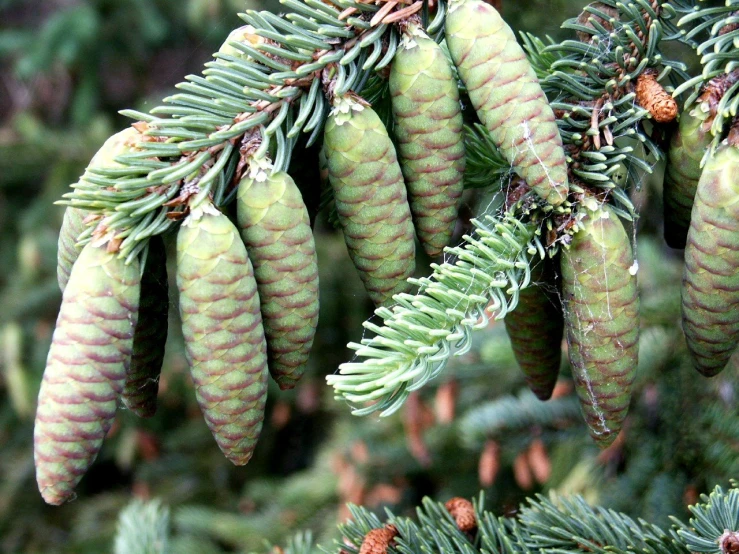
522 0 688 218
674 483 739 554
110 484 739 553
327 213 540 416
51 0 710 424
334 484 738 554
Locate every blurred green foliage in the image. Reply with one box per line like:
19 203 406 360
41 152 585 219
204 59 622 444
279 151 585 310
0 1 736 553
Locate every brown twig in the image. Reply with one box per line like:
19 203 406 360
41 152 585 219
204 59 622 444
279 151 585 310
371 1 399 26
381 2 423 25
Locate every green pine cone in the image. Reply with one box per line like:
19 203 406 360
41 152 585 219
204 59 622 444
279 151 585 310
176 209 268 465
122 236 168 418
561 206 639 448
57 127 142 292
504 258 563 400
237 169 320 390
663 108 712 249
445 0 569 206
319 143 330 188
35 243 141 505
681 144 739 377
389 27 465 257
57 207 87 292
318 143 340 228
324 98 416 306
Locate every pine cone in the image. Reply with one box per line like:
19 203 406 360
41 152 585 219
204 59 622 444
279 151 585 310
681 144 739 377
177 210 268 464
57 127 141 291
122 236 168 418
324 99 416 306
636 70 678 124
359 524 398 554
445 497 477 532
35 244 141 505
504 257 563 400
237 170 320 390
663 108 712 249
561 206 639 448
390 26 465 257
445 0 569 206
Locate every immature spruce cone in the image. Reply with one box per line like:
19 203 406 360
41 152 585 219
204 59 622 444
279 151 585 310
177 209 268 464
562 206 639 448
635 69 678 124
663 109 712 249
122 236 168 418
719 531 739 554
324 98 416 306
57 207 87 293
35 244 141 505
319 143 330 188
237 169 320 390
681 144 739 377
359 524 398 554
445 0 569 206
57 127 141 291
504 258 563 400
390 26 465 257
445 497 477 532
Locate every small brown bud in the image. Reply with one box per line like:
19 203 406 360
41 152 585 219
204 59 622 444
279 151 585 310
720 530 739 554
445 497 477 533
699 71 739 118
366 484 402 508
718 12 739 36
727 117 739 147
359 524 398 554
404 392 432 467
551 380 573 399
635 70 678 124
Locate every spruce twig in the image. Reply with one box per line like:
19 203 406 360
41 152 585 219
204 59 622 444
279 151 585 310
335 484 739 554
327 214 539 416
